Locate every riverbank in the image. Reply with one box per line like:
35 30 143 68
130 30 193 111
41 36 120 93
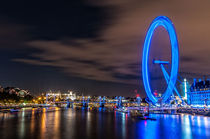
177 108 210 117
1 104 210 117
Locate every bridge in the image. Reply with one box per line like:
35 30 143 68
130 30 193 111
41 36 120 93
45 94 142 108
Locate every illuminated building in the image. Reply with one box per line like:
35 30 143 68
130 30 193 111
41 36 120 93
187 78 210 107
183 78 188 99
179 78 189 100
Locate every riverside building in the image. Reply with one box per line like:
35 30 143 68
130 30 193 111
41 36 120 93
187 78 210 107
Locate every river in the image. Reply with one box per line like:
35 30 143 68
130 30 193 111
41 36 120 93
0 107 209 139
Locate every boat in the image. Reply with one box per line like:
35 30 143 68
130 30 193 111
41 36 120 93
138 116 157 121
10 109 20 113
130 109 145 117
116 107 129 113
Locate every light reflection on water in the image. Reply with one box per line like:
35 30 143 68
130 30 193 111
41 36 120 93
0 108 209 139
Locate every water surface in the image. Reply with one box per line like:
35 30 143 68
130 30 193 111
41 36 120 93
0 108 209 139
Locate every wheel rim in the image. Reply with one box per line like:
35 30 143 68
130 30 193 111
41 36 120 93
142 16 179 104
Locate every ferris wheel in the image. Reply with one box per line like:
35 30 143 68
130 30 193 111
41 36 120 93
142 16 183 105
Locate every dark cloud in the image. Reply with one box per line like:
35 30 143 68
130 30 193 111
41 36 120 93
0 1 112 40
0 0 209 96
112 73 139 80
180 56 197 63
13 39 140 85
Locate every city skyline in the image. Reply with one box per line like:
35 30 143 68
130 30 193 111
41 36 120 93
0 1 210 139
0 1 209 96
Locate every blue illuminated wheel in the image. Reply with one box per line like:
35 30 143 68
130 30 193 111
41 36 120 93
142 16 179 104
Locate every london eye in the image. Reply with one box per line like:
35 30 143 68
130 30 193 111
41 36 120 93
142 16 182 105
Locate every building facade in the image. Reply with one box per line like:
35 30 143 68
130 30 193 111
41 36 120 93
187 78 210 107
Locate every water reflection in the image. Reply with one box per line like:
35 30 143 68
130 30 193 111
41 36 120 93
121 113 128 139
40 109 46 139
136 114 160 139
54 107 60 139
30 109 35 135
0 108 209 139
18 111 25 139
182 115 192 139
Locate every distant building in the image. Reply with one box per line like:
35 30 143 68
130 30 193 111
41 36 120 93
18 90 29 97
0 86 3 93
187 78 210 107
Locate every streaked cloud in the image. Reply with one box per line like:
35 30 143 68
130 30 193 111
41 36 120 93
13 0 210 85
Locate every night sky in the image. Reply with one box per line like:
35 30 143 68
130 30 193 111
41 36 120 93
0 1 209 97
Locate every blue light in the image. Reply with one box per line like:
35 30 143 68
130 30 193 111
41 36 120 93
160 64 183 102
153 60 170 64
142 16 179 104
188 90 210 106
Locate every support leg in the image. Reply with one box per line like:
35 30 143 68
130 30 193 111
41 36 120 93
160 64 184 104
